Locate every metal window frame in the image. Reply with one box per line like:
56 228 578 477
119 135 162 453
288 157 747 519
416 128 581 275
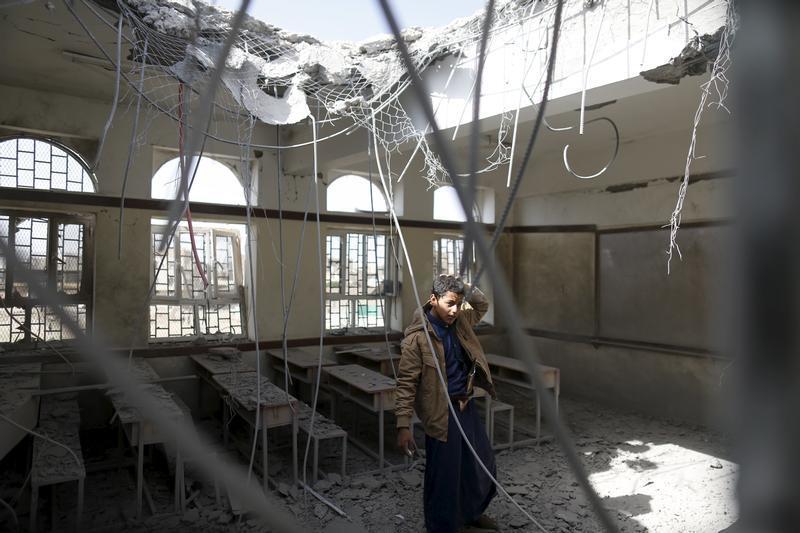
149 222 245 340
0 207 94 344
325 229 391 331
433 234 475 283
0 135 98 193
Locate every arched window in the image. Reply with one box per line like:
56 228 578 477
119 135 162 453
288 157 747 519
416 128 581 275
151 156 247 206
433 185 495 223
326 174 388 213
0 137 96 192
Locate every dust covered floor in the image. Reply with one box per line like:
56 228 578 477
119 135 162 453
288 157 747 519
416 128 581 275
0 396 737 532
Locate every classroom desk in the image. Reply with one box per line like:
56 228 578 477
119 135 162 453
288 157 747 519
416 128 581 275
190 352 252 383
0 363 41 462
485 353 560 442
107 383 186 519
30 394 84 533
322 364 395 470
212 372 299 491
126 357 160 383
333 344 400 377
190 352 252 427
265 347 338 386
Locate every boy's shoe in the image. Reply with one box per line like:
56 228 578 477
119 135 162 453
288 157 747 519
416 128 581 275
468 514 498 530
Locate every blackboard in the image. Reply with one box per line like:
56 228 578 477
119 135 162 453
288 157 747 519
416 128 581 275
598 225 727 349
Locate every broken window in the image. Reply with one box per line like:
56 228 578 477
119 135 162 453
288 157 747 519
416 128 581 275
433 236 474 283
0 137 96 193
325 231 390 331
149 220 246 340
0 210 94 344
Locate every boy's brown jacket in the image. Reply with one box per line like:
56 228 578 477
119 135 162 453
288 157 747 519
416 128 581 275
395 286 496 442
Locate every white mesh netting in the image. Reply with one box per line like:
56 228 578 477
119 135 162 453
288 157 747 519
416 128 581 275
113 0 557 186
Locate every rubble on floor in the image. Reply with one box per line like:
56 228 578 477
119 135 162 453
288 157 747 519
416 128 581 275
0 395 737 532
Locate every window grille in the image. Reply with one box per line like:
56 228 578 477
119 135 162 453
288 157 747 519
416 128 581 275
149 222 245 339
433 236 474 283
0 210 93 344
0 137 96 193
325 231 390 331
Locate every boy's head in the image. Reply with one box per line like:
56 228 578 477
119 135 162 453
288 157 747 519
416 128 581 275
429 275 465 325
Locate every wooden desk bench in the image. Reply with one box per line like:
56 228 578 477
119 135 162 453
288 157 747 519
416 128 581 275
190 352 252 385
0 363 42 464
190 352 253 437
266 347 337 386
107 384 187 519
30 394 84 533
212 372 299 491
295 402 347 483
164 394 222 512
323 364 395 471
125 357 160 384
333 344 400 377
485 353 560 443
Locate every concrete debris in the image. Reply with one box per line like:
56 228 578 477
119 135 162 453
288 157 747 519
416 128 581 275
313 503 329 519
508 515 530 528
121 0 517 125
0 363 40 417
314 479 333 491
641 27 724 85
181 508 200 522
555 509 580 525
399 470 422 487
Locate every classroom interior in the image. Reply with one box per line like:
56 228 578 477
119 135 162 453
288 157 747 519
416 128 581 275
0 0 747 531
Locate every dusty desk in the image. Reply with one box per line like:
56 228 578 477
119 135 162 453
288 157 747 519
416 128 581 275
485 353 560 442
190 352 252 383
122 357 161 383
322 364 396 471
265 347 338 385
30 393 85 533
0 363 41 462
190 352 252 427
333 344 400 377
107 384 187 519
211 372 299 491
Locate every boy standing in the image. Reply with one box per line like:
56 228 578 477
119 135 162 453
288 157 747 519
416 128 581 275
395 275 498 532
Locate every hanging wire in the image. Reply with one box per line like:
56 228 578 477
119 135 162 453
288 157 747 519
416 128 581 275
471 0 566 290
0 495 17 529
91 12 123 172
562 116 621 179
371 110 548 533
118 36 148 259
367 130 398 379
301 115 327 488
275 125 294 401
374 0 620 530
240 116 268 489
0 239 304 531
460 0 497 280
